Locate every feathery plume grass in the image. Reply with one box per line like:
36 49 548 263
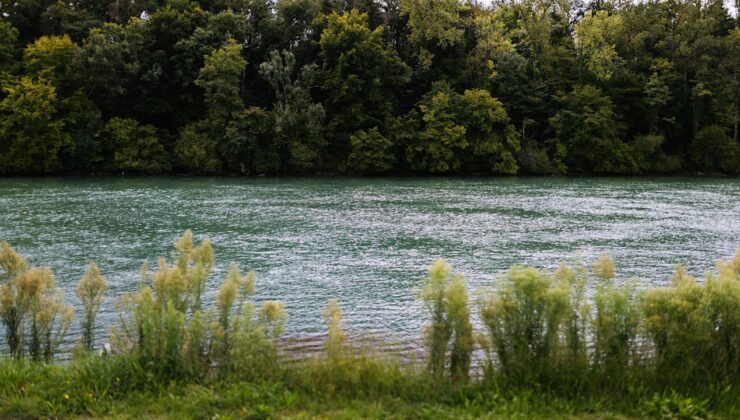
420 260 473 381
323 299 344 363
76 262 107 351
0 242 72 361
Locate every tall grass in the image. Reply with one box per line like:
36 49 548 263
642 255 740 389
420 260 473 381
478 251 740 396
323 299 345 363
0 232 738 417
76 262 107 351
0 242 73 360
106 231 286 382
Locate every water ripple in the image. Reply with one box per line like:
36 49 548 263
0 176 738 345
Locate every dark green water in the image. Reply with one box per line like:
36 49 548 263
0 177 738 343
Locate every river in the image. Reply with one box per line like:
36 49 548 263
0 177 738 345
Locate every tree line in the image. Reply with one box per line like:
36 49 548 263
0 0 739 175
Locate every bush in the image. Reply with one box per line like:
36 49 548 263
420 260 473 381
690 125 740 174
479 266 573 386
102 118 170 174
642 253 740 389
109 230 284 382
76 262 107 352
347 128 396 174
0 241 73 361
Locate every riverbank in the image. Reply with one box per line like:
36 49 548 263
2 355 737 419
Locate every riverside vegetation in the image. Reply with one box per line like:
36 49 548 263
1 1 740 176
0 231 738 418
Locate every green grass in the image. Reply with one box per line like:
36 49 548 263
0 355 737 419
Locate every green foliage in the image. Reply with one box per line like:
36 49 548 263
0 235 739 417
591 255 639 384
323 299 344 363
23 35 78 82
176 120 222 174
259 50 325 172
196 39 245 122
631 134 679 174
467 11 515 84
399 0 464 49
0 76 72 174
347 127 396 174
102 118 170 174
550 85 637 174
642 254 740 389
177 40 247 174
0 242 73 361
1 0 740 174
109 230 283 383
476 251 740 395
421 260 452 379
0 21 20 73
399 0 465 70
420 260 473 381
73 21 144 113
690 125 739 174
460 88 520 174
41 1 102 42
518 140 567 175
575 11 624 81
408 82 519 174
446 274 472 382
641 390 710 420
76 262 107 352
223 106 277 174
408 82 467 173
480 266 572 385
319 10 409 167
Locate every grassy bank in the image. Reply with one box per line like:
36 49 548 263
2 355 737 418
0 232 738 418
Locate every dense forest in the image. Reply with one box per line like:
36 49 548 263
0 0 739 175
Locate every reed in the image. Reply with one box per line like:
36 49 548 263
0 242 72 360
76 262 107 351
420 260 473 381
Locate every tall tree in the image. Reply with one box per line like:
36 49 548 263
176 40 246 173
318 10 409 169
406 81 519 174
549 84 636 174
0 77 72 173
259 49 325 172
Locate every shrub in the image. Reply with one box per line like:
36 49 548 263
76 262 107 351
323 299 345 363
446 274 473 381
690 125 739 174
591 255 639 387
0 241 73 361
109 230 284 383
642 253 740 389
1 232 738 414
420 260 473 381
479 266 571 385
552 262 590 382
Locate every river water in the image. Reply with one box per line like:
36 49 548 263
0 177 738 345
